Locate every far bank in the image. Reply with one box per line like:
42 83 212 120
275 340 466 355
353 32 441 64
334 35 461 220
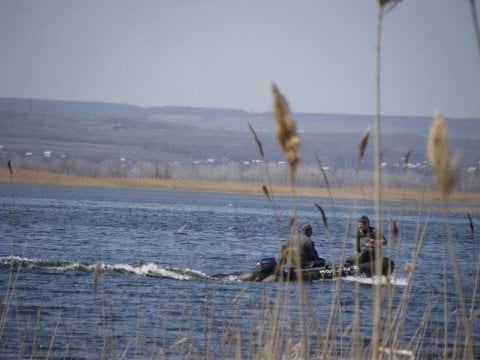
2 169 480 206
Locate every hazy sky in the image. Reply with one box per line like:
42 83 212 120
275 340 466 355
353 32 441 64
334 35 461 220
0 0 479 118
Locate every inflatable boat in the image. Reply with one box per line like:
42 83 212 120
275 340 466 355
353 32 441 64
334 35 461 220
239 257 395 282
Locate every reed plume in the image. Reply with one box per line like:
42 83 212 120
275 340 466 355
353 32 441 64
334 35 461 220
467 213 474 237
7 160 12 179
357 129 370 167
427 113 460 198
249 121 281 226
271 83 300 181
390 219 399 240
262 184 271 202
315 157 330 189
469 0 480 56
248 122 264 158
403 150 412 170
378 0 403 12
314 203 328 228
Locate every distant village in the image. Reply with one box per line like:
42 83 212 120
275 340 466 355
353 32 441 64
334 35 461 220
4 145 479 173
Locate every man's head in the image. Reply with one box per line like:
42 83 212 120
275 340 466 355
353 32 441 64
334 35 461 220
357 215 369 231
302 224 313 237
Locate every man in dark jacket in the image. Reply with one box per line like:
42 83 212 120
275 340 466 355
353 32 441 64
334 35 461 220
344 215 387 266
281 224 325 268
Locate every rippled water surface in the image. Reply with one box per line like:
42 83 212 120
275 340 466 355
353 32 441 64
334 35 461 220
0 184 478 358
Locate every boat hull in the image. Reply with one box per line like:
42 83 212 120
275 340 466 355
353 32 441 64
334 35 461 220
239 257 394 282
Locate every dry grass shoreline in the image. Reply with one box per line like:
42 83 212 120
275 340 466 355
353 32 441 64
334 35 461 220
1 168 479 206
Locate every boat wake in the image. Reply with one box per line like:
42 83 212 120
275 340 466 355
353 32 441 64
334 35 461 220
0 256 406 285
341 274 408 286
0 256 212 281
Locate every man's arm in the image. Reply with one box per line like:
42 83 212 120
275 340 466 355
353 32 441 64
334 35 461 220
369 226 387 245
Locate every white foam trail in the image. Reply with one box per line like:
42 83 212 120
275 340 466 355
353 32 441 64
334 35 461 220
0 257 212 281
105 262 212 280
342 274 408 286
219 275 240 282
54 262 83 271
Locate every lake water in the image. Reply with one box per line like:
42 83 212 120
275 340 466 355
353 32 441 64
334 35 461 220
0 184 478 359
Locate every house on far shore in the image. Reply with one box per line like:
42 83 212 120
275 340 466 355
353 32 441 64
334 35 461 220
466 166 478 174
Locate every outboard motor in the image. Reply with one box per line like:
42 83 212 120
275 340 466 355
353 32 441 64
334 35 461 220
256 257 277 278
239 257 277 282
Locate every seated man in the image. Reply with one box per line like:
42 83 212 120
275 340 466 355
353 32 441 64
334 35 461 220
281 224 325 268
344 215 387 266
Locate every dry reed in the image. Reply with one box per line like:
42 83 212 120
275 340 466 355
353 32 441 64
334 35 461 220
467 213 474 236
7 159 12 179
357 129 371 168
403 150 412 170
271 83 302 270
315 156 335 208
271 83 300 182
315 157 330 190
314 202 328 228
427 113 460 198
470 0 480 56
389 219 399 240
426 112 475 357
248 121 282 227
271 83 318 359
248 122 264 159
261 184 270 202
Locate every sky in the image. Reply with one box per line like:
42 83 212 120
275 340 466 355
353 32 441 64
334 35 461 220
0 0 479 118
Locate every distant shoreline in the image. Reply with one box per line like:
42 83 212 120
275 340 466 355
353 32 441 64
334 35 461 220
1 169 479 208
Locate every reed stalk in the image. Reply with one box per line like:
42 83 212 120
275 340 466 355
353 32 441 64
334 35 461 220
271 83 317 358
426 113 474 356
470 0 480 57
372 3 384 357
249 122 282 227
